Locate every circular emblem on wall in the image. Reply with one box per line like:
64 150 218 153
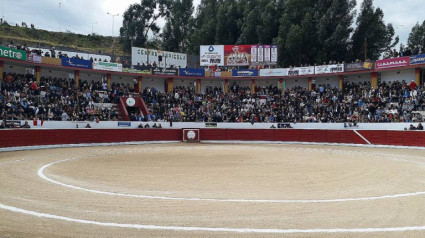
16 52 22 59
187 130 196 140
126 98 136 107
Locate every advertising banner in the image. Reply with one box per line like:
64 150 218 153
93 61 123 72
232 69 258 77
118 122 131 127
42 57 61 65
410 54 425 65
288 66 315 76
271 45 278 63
152 68 178 76
27 54 42 63
179 68 205 77
375 57 410 69
259 68 288 77
251 45 258 63
257 45 264 63
0 46 27 61
123 68 151 74
264 45 271 62
314 64 344 74
225 45 251 66
344 62 374 72
200 45 224 66
61 57 92 69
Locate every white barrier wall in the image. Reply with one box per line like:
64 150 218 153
142 77 165 92
314 76 339 89
201 80 223 93
344 74 370 84
380 69 415 83
284 78 308 89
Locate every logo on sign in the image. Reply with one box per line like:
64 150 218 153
187 130 196 140
208 46 214 52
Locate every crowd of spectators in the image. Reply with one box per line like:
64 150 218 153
0 72 135 121
142 79 425 123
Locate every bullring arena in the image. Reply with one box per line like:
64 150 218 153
3 129 425 237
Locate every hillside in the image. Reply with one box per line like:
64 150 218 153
0 23 128 57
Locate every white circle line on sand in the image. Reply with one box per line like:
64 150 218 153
38 156 425 204
2 202 425 234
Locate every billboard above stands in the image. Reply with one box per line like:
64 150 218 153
200 45 224 66
344 62 374 72
93 62 123 72
179 68 205 77
288 66 315 76
225 45 252 66
61 57 92 69
314 64 344 74
410 54 425 65
152 68 178 76
259 68 288 77
122 68 151 74
132 47 187 68
0 46 27 61
27 54 42 63
375 57 410 69
232 69 258 77
271 45 278 63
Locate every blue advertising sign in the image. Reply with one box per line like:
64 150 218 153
61 57 93 69
410 54 425 65
232 69 258 77
118 122 131 127
179 68 205 77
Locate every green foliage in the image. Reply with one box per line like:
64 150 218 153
407 21 425 49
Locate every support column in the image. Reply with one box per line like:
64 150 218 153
35 66 41 84
251 79 256 94
138 76 143 93
197 78 201 94
416 68 421 86
167 78 174 92
371 72 378 89
0 61 3 81
107 73 112 90
308 77 313 91
338 75 344 90
224 79 229 94
74 70 80 88
279 78 284 90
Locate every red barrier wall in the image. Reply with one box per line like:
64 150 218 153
0 129 424 148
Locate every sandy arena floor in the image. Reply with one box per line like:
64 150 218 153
2 143 425 237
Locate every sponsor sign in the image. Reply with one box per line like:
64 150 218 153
225 45 251 66
375 57 410 69
152 68 178 76
257 45 264 63
264 45 271 62
27 54 42 63
61 57 92 69
344 62 374 72
93 61 123 72
200 45 224 66
118 122 131 127
410 54 425 65
179 68 205 77
288 66 315 76
314 64 344 74
251 45 258 63
271 45 278 63
122 68 151 74
0 46 27 61
259 68 288 77
232 69 258 77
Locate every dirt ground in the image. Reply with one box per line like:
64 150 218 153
1 143 425 237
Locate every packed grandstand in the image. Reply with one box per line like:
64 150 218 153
1 42 425 126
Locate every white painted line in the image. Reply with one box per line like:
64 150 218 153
37 155 425 204
353 130 371 145
2 202 425 234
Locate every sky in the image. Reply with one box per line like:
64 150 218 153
1 0 423 48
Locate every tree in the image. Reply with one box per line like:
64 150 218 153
215 0 240 45
119 0 172 53
351 0 399 61
161 0 194 52
314 0 356 64
407 21 425 49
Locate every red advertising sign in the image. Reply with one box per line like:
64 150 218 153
224 45 251 66
375 57 410 69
